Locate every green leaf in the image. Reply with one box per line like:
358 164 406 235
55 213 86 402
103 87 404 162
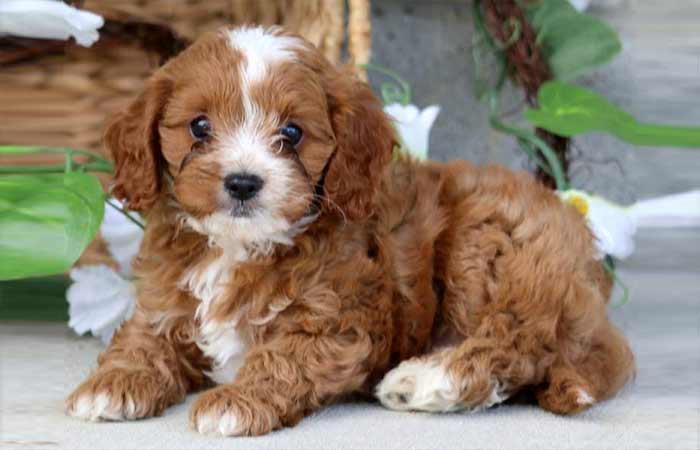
0 172 105 280
529 0 577 30
0 145 50 155
525 81 700 147
528 0 621 80
0 145 114 175
0 275 70 321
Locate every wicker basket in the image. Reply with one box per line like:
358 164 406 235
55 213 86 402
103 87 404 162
0 0 371 267
0 0 371 155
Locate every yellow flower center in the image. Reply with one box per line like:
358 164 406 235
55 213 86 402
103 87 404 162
566 194 589 216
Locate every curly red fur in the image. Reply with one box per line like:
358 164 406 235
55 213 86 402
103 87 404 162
322 66 395 220
105 78 171 211
66 27 634 436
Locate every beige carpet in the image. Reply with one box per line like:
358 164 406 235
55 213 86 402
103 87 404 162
1 229 698 450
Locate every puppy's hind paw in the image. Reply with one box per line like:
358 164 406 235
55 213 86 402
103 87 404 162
375 359 461 413
575 388 595 406
537 381 596 415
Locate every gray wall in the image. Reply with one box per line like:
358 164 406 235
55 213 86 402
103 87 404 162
368 0 700 203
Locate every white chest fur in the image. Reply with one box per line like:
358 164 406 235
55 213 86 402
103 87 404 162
179 253 248 384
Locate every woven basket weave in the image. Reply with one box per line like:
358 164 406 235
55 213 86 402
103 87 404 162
0 0 371 267
0 0 371 156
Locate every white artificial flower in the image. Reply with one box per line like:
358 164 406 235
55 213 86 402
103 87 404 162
568 0 591 11
100 199 144 277
0 0 104 47
629 190 700 228
559 189 636 260
384 103 440 160
66 198 143 343
67 265 136 344
560 189 700 260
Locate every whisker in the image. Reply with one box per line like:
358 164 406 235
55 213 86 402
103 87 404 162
284 185 346 225
275 138 285 155
311 192 347 226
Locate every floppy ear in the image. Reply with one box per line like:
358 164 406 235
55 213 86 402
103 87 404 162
104 77 171 212
323 68 396 221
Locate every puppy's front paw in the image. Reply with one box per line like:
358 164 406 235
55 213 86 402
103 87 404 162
190 386 279 437
65 369 166 421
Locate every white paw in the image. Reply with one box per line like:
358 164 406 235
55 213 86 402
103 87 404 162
475 381 510 411
193 410 241 436
66 392 135 421
575 388 595 406
376 359 461 412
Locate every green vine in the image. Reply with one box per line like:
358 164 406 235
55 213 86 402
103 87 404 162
487 92 569 190
105 198 145 230
0 145 142 227
602 256 629 307
361 63 412 105
0 146 113 174
0 145 143 281
470 0 640 306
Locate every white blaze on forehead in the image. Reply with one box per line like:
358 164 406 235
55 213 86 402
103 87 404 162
184 27 308 259
227 27 299 125
227 26 299 84
221 26 299 181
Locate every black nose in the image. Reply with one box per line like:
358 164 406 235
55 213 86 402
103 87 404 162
223 173 264 201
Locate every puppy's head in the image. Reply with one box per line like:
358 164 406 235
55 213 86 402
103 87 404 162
106 26 394 249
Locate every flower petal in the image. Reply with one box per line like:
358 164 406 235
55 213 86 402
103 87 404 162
383 103 440 160
66 264 136 343
93 294 136 344
630 190 700 228
418 105 441 130
384 103 420 123
559 189 637 260
101 198 144 277
0 0 104 47
587 197 637 259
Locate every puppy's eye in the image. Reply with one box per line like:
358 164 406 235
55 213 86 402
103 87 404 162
190 116 212 140
280 123 303 148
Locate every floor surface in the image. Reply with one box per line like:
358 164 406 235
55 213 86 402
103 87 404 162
1 229 698 450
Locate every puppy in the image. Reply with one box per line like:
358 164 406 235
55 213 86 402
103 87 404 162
65 26 634 436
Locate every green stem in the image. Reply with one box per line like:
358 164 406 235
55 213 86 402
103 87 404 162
105 198 145 230
0 161 113 174
488 92 569 190
472 0 500 53
500 17 522 49
360 63 412 105
471 1 508 95
0 146 112 165
0 145 114 177
472 4 568 189
517 139 553 175
0 145 113 174
602 257 629 307
0 165 66 174
65 150 74 172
